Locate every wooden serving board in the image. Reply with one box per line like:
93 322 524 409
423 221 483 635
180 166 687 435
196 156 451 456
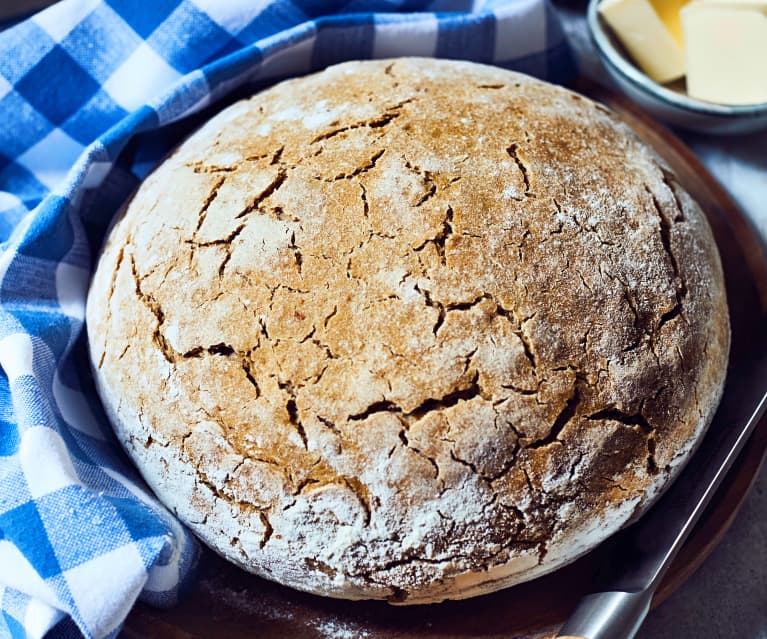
123 88 767 639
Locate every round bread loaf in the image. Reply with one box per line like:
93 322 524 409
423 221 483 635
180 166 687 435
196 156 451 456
86 58 729 603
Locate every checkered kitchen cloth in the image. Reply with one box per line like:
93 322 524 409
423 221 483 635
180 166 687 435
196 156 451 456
0 1 574 637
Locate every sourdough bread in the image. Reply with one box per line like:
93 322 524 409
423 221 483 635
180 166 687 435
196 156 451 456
86 58 729 603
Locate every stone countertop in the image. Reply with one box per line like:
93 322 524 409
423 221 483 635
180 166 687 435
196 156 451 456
555 4 767 637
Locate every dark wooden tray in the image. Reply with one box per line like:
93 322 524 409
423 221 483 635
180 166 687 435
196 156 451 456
123 88 767 639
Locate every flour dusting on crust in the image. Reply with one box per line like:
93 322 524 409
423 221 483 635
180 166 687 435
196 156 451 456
86 58 729 603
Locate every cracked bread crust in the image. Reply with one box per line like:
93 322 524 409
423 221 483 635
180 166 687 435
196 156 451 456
86 58 729 604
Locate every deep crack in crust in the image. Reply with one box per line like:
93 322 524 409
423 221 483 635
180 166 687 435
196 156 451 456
86 58 730 604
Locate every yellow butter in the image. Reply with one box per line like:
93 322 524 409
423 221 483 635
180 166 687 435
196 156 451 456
681 4 767 104
599 0 686 83
648 0 689 46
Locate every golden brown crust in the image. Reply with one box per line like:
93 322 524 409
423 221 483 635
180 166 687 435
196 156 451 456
86 58 730 603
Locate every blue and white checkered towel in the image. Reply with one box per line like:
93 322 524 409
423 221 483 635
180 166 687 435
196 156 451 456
0 1 573 637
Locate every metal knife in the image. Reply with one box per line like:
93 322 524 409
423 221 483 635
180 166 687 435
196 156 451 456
557 354 767 639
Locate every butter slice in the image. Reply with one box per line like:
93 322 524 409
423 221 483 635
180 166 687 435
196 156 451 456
697 0 767 9
681 4 767 104
599 0 686 83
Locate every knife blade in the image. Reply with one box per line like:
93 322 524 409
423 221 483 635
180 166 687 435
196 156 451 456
557 352 767 639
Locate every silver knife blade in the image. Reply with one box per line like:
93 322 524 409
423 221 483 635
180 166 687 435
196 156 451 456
558 352 767 639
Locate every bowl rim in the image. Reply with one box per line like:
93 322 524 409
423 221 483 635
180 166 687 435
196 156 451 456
586 0 767 119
